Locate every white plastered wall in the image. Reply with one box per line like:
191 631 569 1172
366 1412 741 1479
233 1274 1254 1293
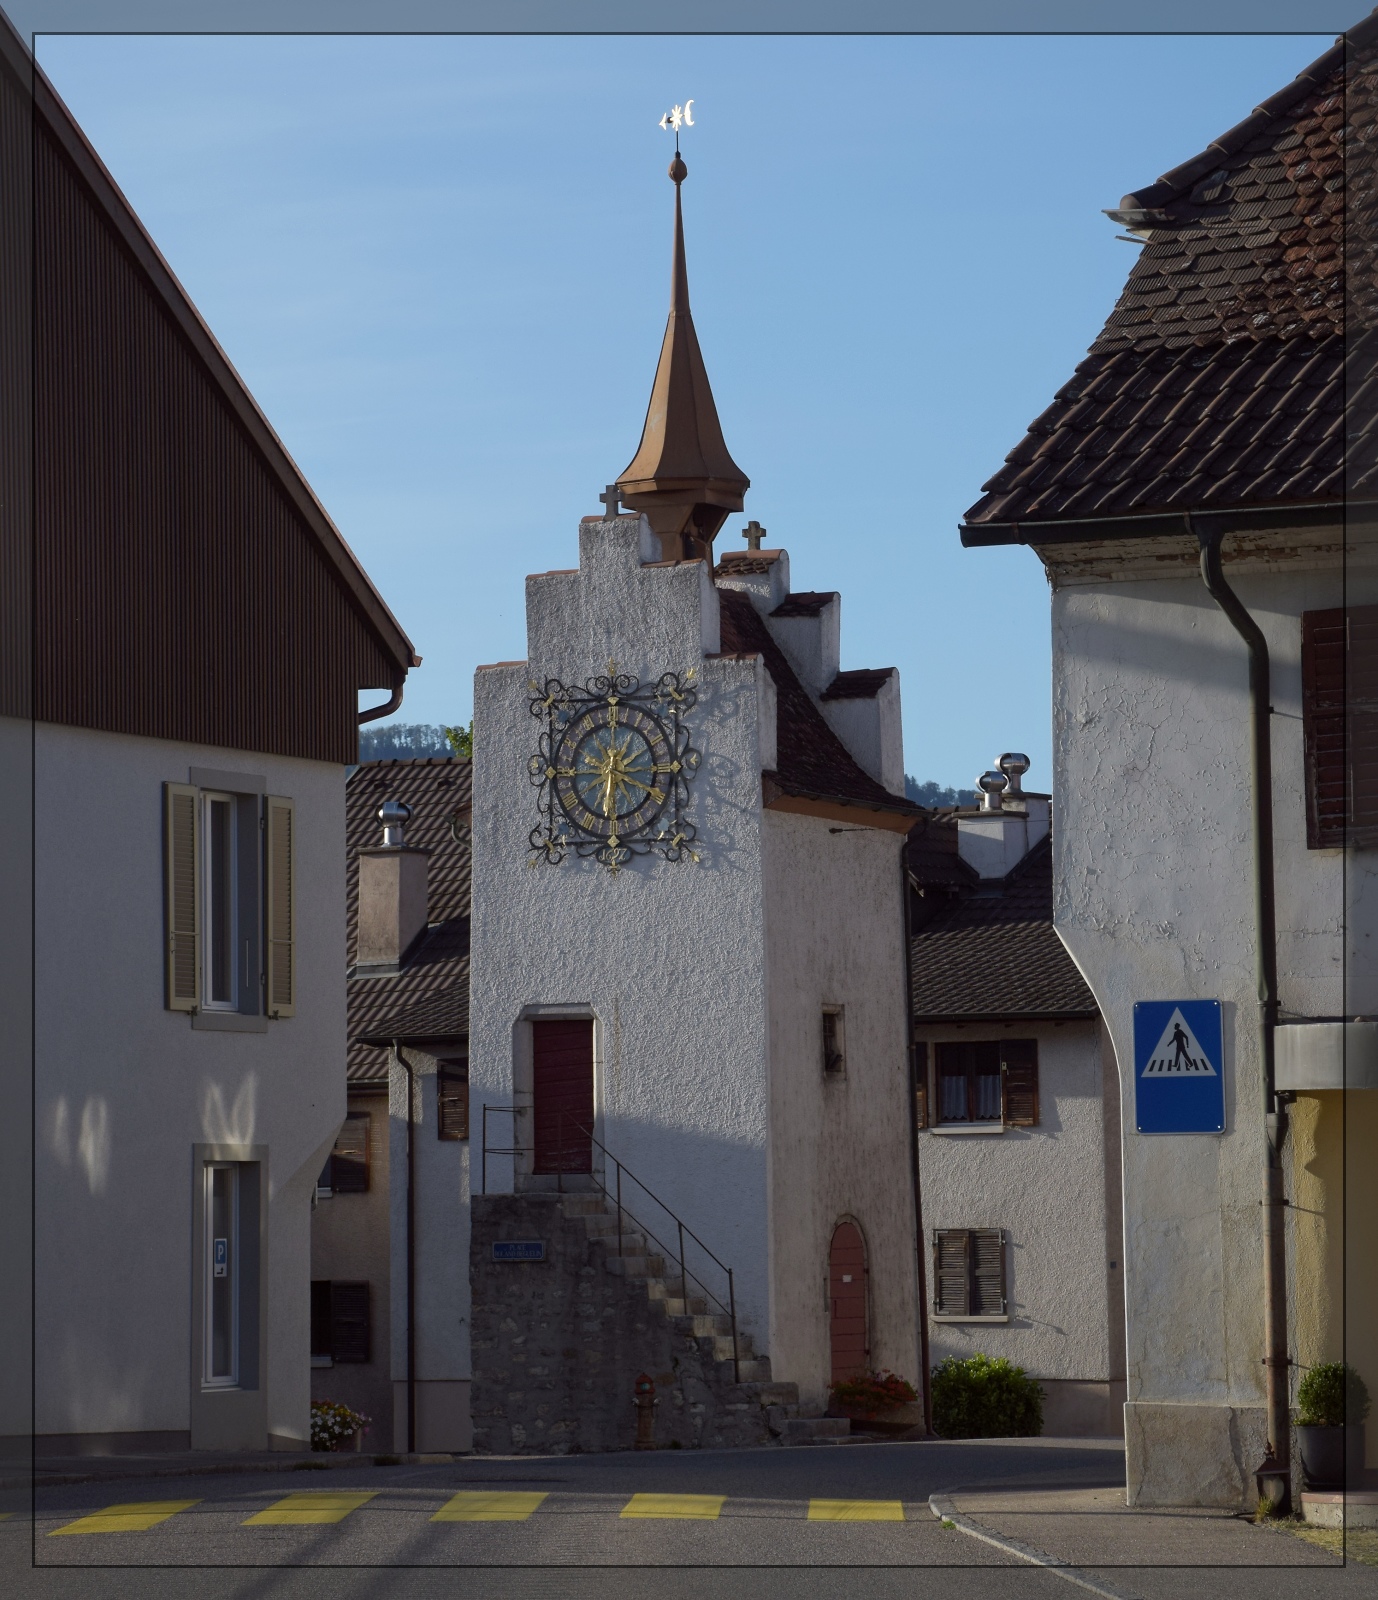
1048 531 1377 1505
30 721 346 1449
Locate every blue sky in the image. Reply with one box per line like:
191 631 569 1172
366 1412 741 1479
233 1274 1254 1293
39 32 1325 789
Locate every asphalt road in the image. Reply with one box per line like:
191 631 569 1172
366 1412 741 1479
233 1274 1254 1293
2 1438 1372 1600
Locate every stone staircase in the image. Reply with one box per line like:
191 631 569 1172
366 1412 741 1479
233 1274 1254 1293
470 1182 849 1453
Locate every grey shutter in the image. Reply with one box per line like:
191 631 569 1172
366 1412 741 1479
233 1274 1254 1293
1001 1040 1039 1127
972 1229 1006 1316
331 1113 369 1193
330 1282 370 1363
934 1230 970 1316
164 783 200 1011
264 795 295 1016
913 1043 929 1131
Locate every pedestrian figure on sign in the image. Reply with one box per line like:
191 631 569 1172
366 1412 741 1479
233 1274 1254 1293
1170 1021 1194 1072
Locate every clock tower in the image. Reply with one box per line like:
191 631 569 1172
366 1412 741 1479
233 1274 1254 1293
467 143 923 1450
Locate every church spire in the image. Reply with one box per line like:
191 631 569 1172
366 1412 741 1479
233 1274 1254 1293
616 142 749 561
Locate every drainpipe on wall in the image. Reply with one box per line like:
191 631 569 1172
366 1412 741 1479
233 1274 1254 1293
396 1040 417 1456
900 836 933 1435
1192 516 1290 1514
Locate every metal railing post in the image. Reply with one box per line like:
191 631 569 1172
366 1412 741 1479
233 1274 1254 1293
728 1268 739 1384
677 1220 686 1299
616 1163 623 1257
481 1104 487 1196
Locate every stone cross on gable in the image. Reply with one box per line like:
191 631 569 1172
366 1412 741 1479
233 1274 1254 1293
742 520 766 551
600 485 621 519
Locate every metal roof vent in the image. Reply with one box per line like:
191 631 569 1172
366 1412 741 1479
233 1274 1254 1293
379 799 412 847
998 752 1031 795
977 770 1008 813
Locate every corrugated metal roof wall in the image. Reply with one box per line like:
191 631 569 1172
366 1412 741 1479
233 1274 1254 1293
24 99 399 764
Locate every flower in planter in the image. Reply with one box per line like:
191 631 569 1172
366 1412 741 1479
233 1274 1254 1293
310 1399 371 1452
829 1370 919 1415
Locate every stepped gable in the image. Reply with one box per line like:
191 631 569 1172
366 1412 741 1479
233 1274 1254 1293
347 756 471 1082
716 587 918 818
964 19 1378 533
908 826 1097 1022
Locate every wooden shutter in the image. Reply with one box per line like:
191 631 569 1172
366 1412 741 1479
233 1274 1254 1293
264 795 295 1016
913 1043 928 1131
437 1063 469 1141
933 1229 970 1316
164 782 200 1011
329 1281 370 1363
1351 607 1378 842
310 1280 333 1358
1303 606 1378 848
331 1113 369 1193
1001 1040 1039 1127
972 1228 1006 1315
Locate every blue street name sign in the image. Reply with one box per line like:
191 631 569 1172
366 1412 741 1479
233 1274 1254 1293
1133 1000 1225 1134
491 1240 545 1262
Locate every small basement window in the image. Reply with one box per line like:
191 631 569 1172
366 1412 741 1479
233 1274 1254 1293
437 1059 469 1141
822 1007 846 1075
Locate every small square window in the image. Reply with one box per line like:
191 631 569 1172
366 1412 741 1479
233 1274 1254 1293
437 1060 469 1141
822 1007 846 1075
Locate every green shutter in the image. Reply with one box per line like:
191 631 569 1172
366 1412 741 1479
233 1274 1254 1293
164 783 200 1012
264 795 295 1017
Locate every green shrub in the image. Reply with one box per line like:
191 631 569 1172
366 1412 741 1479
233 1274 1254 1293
1296 1362 1371 1428
930 1354 1043 1439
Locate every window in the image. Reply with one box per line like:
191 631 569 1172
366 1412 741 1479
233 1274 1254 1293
164 783 295 1016
310 1280 371 1364
437 1061 469 1140
913 1043 929 1130
320 1113 370 1194
933 1228 1006 1319
933 1039 1039 1126
1302 606 1378 849
822 1007 846 1075
204 1163 239 1386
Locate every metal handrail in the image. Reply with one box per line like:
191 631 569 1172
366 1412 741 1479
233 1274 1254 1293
478 1104 740 1382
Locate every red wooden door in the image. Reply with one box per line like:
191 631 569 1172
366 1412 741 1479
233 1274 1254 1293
829 1221 869 1384
531 1019 594 1174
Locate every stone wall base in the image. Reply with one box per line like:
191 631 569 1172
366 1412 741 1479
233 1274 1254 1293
1125 1400 1267 1510
1040 1380 1126 1438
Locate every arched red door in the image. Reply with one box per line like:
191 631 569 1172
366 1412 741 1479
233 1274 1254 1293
829 1221 869 1384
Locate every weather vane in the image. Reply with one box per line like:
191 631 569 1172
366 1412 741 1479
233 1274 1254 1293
658 99 695 150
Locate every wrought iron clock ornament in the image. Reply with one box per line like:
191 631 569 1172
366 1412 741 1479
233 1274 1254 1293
527 663 701 873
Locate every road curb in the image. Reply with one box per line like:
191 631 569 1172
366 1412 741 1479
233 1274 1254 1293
6 1450 459 1492
928 1492 1142 1600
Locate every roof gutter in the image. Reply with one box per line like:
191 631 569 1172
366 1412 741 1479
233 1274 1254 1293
960 500 1354 550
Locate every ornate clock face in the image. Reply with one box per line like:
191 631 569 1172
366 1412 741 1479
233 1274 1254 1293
528 666 700 872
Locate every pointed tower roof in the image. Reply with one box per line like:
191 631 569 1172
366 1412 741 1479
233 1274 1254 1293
617 152 749 556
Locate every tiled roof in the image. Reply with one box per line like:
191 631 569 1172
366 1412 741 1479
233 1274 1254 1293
964 22 1378 533
716 588 917 818
715 550 784 577
907 826 1098 1022
822 668 893 701
771 591 835 618
346 757 471 1082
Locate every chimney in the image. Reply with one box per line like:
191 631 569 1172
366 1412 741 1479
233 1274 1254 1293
957 754 1051 879
356 800 430 970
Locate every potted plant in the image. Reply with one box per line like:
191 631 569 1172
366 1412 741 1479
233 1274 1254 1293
827 1370 922 1433
310 1399 371 1453
1295 1362 1370 1488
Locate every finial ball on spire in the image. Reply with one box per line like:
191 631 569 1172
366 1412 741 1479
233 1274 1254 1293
669 153 687 185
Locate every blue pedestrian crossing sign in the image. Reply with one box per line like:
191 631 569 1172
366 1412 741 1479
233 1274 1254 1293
1133 1000 1225 1134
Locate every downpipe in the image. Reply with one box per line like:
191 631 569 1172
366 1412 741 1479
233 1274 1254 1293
1193 517 1291 1514
397 1041 418 1456
900 834 933 1435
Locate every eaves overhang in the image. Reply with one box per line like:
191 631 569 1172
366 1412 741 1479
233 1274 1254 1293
960 500 1357 550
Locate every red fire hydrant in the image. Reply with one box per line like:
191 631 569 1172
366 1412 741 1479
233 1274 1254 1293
633 1372 657 1451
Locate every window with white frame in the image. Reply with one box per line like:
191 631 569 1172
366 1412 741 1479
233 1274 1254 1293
204 1163 240 1387
203 792 238 1010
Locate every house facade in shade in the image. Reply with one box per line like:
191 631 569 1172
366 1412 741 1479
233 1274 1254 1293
906 777 1124 1439
466 151 926 1450
4 27 416 1454
310 756 472 1455
961 21 1377 1508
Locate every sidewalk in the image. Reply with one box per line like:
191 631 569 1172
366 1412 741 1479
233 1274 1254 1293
4 1446 454 1491
936 1484 1378 1596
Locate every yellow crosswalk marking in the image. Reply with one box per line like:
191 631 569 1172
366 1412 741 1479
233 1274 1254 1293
432 1491 547 1522
50 1500 199 1535
243 1491 376 1526
620 1493 725 1520
808 1498 904 1521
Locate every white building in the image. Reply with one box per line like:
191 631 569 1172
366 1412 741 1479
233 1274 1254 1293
465 151 925 1448
961 25 1376 1509
3 30 416 1458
